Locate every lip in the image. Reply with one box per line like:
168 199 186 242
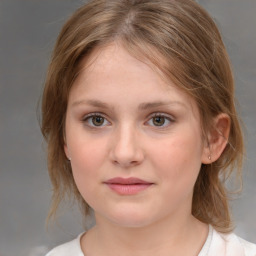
103 177 154 195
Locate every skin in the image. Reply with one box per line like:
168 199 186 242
64 42 230 256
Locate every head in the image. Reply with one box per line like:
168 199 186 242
41 0 243 232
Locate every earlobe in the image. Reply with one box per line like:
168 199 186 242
64 143 71 161
201 113 230 164
64 132 72 160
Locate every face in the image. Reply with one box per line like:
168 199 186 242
64 43 208 228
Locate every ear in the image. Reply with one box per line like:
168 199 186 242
64 144 70 160
201 113 230 164
63 136 71 160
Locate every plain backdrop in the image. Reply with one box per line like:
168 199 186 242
0 1 255 256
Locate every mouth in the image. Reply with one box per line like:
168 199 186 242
103 177 154 195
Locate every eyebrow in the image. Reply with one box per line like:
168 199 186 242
71 99 186 110
138 101 186 110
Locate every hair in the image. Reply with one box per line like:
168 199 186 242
41 0 244 233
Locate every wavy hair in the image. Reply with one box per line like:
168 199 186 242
41 0 244 232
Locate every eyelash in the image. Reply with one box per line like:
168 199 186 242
82 112 175 128
82 112 110 128
147 113 175 128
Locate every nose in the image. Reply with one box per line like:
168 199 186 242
110 124 144 168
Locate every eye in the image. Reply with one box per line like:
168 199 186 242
83 113 110 127
147 113 174 127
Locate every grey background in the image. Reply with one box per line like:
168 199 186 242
0 1 255 256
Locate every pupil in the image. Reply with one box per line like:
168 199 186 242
153 116 165 126
93 116 104 126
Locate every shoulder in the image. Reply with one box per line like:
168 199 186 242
45 233 84 256
238 236 256 256
210 228 256 256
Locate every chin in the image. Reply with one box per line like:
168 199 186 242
112 218 153 228
103 209 157 228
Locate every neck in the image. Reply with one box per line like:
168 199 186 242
81 214 208 256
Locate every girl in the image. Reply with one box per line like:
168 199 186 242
41 0 256 255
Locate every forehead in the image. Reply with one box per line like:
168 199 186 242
74 42 173 95
70 42 200 118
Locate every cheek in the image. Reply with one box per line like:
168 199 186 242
149 131 203 181
69 138 108 188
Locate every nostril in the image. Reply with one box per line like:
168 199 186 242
109 127 145 167
110 147 144 167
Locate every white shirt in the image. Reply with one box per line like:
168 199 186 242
46 225 256 256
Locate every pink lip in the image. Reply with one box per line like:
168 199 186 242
104 177 153 195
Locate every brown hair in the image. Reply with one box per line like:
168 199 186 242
41 0 244 232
